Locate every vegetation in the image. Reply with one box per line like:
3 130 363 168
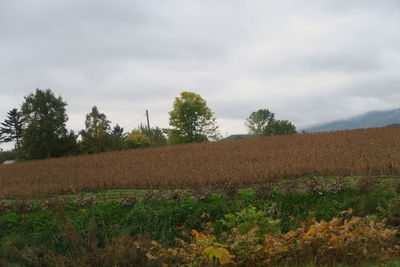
245 109 275 136
167 91 220 144
0 89 220 161
125 130 150 149
0 150 16 164
1 178 400 266
79 106 118 154
264 120 297 136
1 89 400 265
124 123 167 148
0 108 24 153
1 126 399 197
136 123 167 147
20 88 77 160
111 124 126 140
246 108 297 137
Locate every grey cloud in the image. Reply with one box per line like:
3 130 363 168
1 0 400 142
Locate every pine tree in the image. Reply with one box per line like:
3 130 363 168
0 108 24 150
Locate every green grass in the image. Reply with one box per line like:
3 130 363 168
0 177 399 265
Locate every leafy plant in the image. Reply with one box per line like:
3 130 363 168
158 210 400 266
219 206 280 236
356 177 377 192
380 196 400 227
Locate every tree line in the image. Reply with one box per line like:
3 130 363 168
0 88 296 161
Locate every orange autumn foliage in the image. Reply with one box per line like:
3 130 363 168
156 210 400 266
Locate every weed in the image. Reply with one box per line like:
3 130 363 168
356 177 378 192
279 180 299 195
328 176 348 193
14 199 35 214
0 200 10 215
255 179 274 198
381 196 400 227
305 176 325 195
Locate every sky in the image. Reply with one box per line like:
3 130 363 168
1 0 400 149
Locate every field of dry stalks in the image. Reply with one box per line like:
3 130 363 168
1 127 399 197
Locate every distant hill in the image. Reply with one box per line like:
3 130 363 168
223 134 251 140
304 108 400 132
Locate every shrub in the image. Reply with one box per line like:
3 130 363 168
218 206 280 236
159 210 400 266
381 196 400 227
395 180 400 194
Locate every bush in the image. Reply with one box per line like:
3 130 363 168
158 210 400 266
381 196 400 227
218 206 280 236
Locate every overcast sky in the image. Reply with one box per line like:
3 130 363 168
1 0 399 147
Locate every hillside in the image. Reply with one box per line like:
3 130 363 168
1 126 399 197
304 108 400 132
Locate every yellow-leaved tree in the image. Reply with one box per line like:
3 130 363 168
167 92 221 144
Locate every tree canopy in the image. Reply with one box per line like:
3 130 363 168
125 130 150 149
246 108 297 137
264 120 297 136
136 123 167 147
168 92 220 144
80 106 114 154
245 109 275 136
20 88 75 159
0 87 301 162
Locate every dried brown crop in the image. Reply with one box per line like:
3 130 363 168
1 127 399 197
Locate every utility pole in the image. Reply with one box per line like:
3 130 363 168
146 110 152 147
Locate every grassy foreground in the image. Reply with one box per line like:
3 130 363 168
1 177 400 266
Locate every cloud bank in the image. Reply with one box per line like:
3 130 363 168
1 0 399 148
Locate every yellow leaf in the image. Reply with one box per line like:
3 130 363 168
192 230 209 241
203 246 234 265
146 253 157 260
303 227 317 239
329 235 339 242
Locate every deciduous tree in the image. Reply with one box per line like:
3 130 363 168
80 106 114 154
136 123 167 147
263 120 297 136
20 89 75 159
168 92 220 144
125 130 149 149
245 109 275 136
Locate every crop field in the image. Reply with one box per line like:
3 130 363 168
1 127 400 266
1 127 400 197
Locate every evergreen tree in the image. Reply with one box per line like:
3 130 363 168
0 108 24 151
111 124 127 139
